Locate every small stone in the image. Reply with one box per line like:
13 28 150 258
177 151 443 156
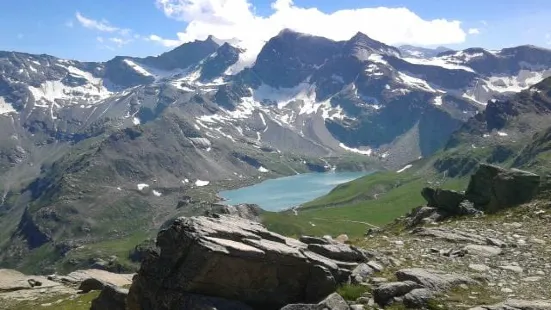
499 265 523 273
536 270 546 276
469 264 490 272
522 276 543 282
367 261 384 272
464 245 502 257
394 240 404 246
335 234 349 244
27 279 42 287
350 305 364 310
486 238 507 248
517 239 527 246
500 288 513 293
356 297 371 304
530 238 546 245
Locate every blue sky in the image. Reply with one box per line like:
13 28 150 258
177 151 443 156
1 0 550 61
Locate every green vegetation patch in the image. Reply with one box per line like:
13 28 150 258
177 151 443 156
262 171 468 237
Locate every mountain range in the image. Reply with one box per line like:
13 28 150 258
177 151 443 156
1 28 551 271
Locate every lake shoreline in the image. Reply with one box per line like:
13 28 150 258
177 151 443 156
218 171 374 212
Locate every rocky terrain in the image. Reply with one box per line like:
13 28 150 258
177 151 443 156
2 163 551 309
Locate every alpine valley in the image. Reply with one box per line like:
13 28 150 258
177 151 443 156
1 28 551 274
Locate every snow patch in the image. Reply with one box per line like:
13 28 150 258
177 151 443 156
485 70 550 93
397 72 437 92
152 190 162 197
367 54 387 65
28 78 111 105
339 143 372 156
224 47 256 75
258 166 269 173
137 183 149 191
402 57 475 73
132 117 141 125
0 97 15 115
432 96 443 106
497 131 508 136
195 180 210 187
397 164 412 173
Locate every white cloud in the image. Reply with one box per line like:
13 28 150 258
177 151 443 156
468 28 480 35
75 12 131 37
109 37 133 46
96 36 104 43
147 34 181 47
154 0 467 55
65 20 74 28
76 12 119 32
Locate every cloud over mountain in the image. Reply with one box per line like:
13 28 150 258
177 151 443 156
153 0 467 53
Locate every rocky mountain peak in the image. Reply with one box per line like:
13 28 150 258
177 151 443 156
140 36 220 71
252 29 341 88
199 42 242 81
345 32 401 59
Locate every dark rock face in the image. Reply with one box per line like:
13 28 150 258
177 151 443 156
421 187 466 213
200 43 241 81
127 215 366 310
90 284 128 310
78 277 106 293
15 207 51 249
465 164 540 212
253 29 342 88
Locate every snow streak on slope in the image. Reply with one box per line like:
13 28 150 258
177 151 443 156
397 72 437 92
123 59 154 77
339 143 372 155
0 97 15 115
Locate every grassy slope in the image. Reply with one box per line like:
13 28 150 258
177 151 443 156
3 291 100 310
262 170 468 237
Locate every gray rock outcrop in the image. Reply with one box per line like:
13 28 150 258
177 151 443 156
280 293 350 310
395 268 477 291
372 280 421 306
127 215 368 310
465 164 540 212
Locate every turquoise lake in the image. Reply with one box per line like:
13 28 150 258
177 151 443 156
219 171 370 211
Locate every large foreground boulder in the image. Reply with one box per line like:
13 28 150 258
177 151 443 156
465 164 540 212
127 215 368 310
